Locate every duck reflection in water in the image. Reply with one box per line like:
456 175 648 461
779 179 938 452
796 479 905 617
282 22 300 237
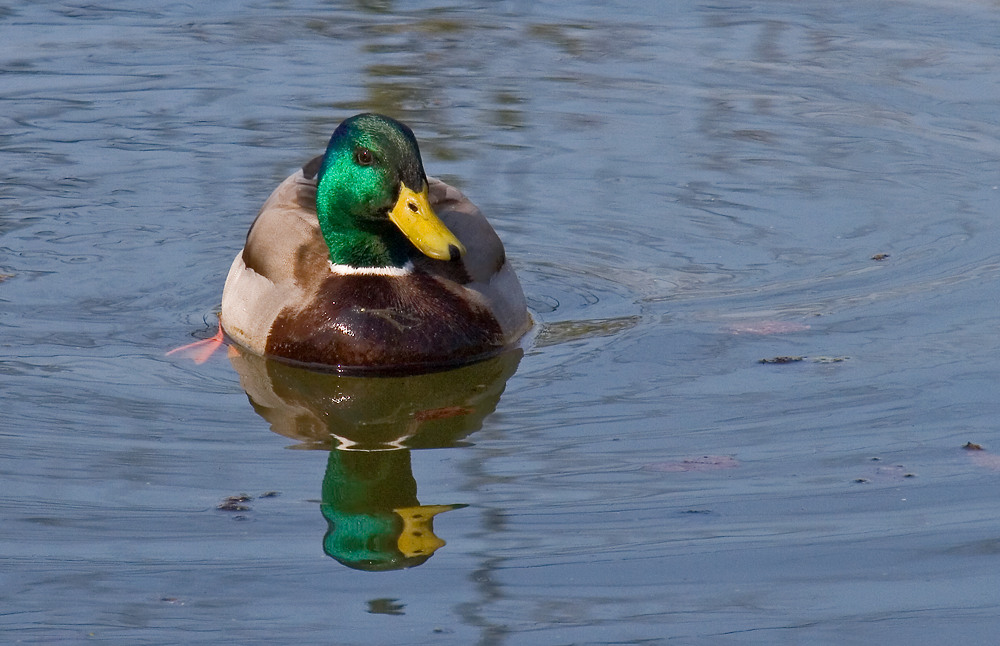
227 347 522 571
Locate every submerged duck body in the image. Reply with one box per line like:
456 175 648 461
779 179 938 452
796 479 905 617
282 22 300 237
221 114 530 373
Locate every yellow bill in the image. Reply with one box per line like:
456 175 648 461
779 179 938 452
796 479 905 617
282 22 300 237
389 183 466 261
395 504 462 557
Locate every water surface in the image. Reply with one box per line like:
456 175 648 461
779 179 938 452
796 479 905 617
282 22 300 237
3 1 1000 643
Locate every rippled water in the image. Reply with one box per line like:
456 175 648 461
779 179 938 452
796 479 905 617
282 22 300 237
4 1 1000 643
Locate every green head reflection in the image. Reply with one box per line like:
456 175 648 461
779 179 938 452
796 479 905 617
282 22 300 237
321 449 465 571
227 348 521 570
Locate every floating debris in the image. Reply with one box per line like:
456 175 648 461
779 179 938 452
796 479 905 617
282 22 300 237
368 598 406 616
964 442 984 451
758 355 848 364
218 494 252 512
871 253 890 261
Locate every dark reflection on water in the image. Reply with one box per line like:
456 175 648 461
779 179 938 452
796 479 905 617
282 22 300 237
229 347 521 451
229 348 520 570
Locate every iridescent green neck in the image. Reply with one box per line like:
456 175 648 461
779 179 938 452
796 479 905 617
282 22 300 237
315 179 410 268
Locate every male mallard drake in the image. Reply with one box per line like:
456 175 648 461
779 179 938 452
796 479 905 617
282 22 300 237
221 114 530 373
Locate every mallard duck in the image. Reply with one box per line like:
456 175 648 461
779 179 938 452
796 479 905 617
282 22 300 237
221 113 530 373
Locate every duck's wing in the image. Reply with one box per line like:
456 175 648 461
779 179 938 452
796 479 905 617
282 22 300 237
221 158 329 353
427 177 531 343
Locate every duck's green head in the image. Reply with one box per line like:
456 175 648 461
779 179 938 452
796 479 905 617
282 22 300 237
316 113 466 268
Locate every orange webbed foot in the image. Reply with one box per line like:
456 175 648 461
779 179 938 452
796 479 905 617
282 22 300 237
166 321 226 364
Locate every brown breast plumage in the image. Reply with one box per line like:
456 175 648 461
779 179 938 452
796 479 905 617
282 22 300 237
265 270 505 373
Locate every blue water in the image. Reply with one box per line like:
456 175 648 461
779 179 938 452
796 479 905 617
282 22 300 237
3 1 1000 643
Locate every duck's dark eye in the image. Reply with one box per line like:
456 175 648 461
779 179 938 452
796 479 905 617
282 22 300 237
355 148 374 166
